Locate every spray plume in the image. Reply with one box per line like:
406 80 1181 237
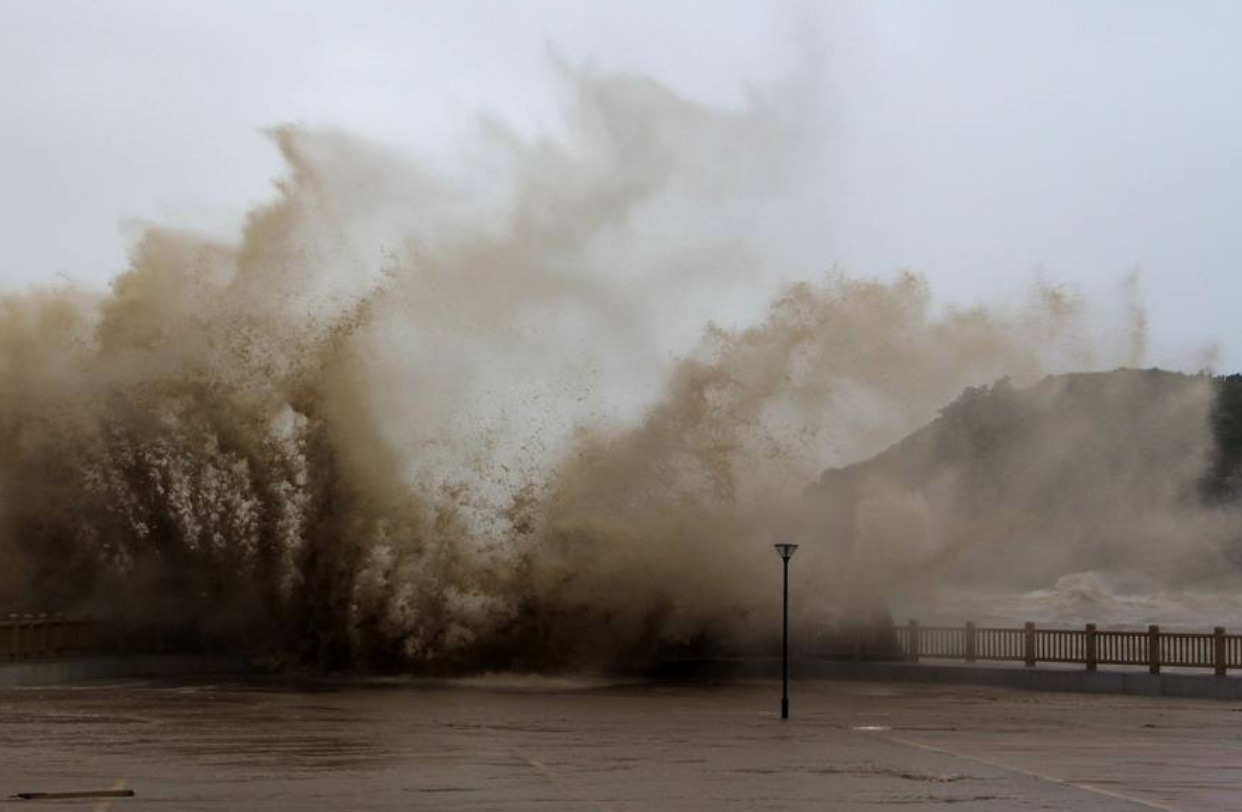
0 65 1230 670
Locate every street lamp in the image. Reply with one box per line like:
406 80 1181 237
774 542 798 720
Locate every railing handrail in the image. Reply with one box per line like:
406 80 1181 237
0 615 218 662
883 620 1238 676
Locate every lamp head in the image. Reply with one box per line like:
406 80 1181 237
773 542 799 561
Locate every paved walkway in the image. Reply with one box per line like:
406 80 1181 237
1 677 1239 810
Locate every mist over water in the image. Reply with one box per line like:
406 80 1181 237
0 66 1232 670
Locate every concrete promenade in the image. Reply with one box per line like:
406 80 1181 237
2 677 1241 810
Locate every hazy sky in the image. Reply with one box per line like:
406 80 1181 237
2 1 1240 369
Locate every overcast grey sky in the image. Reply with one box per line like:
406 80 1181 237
2 1 1240 369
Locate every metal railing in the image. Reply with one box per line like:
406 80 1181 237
892 621 1240 676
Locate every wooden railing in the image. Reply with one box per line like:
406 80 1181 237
0 614 109 660
9 612 1240 675
893 621 1240 676
0 614 204 660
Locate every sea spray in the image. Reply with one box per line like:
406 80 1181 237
0 66 1210 670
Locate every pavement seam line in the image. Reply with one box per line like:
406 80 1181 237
879 732 1187 812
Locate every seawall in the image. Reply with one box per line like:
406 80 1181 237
0 655 251 687
654 657 1242 700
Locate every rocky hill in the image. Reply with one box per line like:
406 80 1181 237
805 369 1242 601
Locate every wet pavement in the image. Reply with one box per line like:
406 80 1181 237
0 676 1239 810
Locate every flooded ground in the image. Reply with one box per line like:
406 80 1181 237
0 677 1239 810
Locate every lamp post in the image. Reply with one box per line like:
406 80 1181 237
774 542 798 720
